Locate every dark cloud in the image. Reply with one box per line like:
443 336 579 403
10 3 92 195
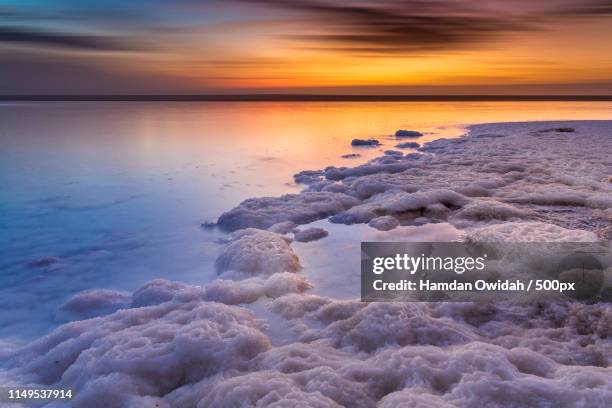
0 26 136 51
555 0 612 16
240 0 612 54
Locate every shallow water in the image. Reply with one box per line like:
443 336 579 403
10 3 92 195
2 101 612 341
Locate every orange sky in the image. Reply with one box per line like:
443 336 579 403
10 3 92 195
2 0 612 94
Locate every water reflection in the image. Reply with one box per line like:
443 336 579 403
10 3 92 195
1 101 612 340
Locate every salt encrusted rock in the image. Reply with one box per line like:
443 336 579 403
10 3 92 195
368 215 400 231
351 139 380 146
384 150 403 157
341 153 361 159
294 227 329 242
395 129 423 138
217 192 359 231
395 142 420 149
215 229 301 275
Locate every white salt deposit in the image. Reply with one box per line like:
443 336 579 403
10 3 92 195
2 121 611 407
61 289 132 319
215 228 302 275
217 192 359 231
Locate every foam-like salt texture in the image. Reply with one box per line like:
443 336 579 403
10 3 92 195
215 228 302 275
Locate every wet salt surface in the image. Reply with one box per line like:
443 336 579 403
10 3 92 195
1 101 612 343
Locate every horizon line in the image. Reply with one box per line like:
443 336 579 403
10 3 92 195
2 94 612 102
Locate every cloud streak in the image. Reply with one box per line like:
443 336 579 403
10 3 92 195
241 0 612 54
0 26 138 51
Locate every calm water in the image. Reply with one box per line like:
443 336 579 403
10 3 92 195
2 101 612 341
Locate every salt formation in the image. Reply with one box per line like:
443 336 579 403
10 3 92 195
61 289 132 319
368 215 400 231
215 228 301 275
2 121 612 407
217 192 358 231
294 227 329 242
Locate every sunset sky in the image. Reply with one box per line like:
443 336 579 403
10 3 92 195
2 0 612 94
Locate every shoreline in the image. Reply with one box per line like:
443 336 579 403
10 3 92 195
218 120 611 239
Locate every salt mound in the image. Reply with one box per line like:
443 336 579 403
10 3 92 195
294 227 329 242
217 192 359 231
61 289 131 319
215 229 301 275
466 222 598 242
368 215 400 231
132 279 190 307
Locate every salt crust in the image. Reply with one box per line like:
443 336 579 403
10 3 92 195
220 121 611 237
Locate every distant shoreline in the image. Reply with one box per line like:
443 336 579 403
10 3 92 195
2 95 612 102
